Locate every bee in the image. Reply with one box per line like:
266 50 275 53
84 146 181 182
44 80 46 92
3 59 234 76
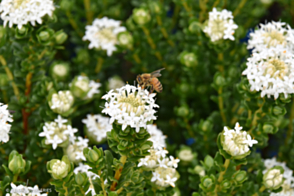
136 68 165 93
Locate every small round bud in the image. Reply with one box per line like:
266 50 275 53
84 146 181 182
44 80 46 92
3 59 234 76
200 120 211 132
18 26 27 35
176 106 189 117
70 76 90 99
204 155 214 169
51 160 69 179
9 154 26 175
132 8 151 25
39 31 50 42
215 75 226 87
50 62 70 81
263 167 284 190
220 179 232 190
55 31 68 44
272 106 286 116
118 32 133 49
178 146 196 163
262 123 276 134
179 52 198 67
48 90 74 115
200 175 215 191
233 170 247 184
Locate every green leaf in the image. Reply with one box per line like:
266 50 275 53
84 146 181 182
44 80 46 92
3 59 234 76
105 150 114 177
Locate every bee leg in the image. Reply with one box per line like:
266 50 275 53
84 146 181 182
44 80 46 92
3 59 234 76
150 85 154 94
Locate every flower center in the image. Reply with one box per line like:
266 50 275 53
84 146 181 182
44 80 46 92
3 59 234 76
53 64 67 76
263 30 286 48
95 27 117 45
117 93 145 115
52 161 67 175
210 19 226 36
264 58 287 79
13 0 29 9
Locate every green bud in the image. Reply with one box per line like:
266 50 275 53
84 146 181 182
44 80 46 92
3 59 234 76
8 153 26 175
220 179 232 189
262 123 276 134
132 8 151 25
179 51 198 67
47 156 71 180
215 75 226 87
260 0 273 5
75 172 87 185
272 106 286 116
55 31 68 44
18 26 27 35
39 31 50 42
263 166 284 190
15 26 29 39
200 120 211 132
70 75 90 99
50 62 70 81
118 31 133 49
84 148 99 163
148 1 162 14
0 73 9 86
176 106 189 117
178 146 196 163
233 170 247 184
189 21 202 34
194 166 205 176
200 175 215 191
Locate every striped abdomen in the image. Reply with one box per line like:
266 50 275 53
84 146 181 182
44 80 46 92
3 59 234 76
150 78 163 93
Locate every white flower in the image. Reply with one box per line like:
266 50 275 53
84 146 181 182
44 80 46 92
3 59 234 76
7 183 48 196
242 47 294 99
102 84 158 132
248 21 294 53
178 148 195 162
71 76 101 99
48 135 63 150
168 156 180 168
203 8 238 42
87 80 101 98
138 157 149 167
66 136 88 163
222 122 258 157
147 124 167 150
165 175 177 187
152 166 178 188
49 91 74 114
0 103 13 143
83 17 126 56
54 115 67 128
264 169 283 189
155 148 169 158
0 0 55 29
82 114 112 143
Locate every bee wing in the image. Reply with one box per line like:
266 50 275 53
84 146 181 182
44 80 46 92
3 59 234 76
150 68 165 78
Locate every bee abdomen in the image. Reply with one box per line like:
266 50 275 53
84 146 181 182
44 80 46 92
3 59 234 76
154 79 163 92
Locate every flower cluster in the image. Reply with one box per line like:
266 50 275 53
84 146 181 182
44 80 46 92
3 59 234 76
6 183 48 196
70 75 101 99
82 114 112 144
138 147 179 187
222 122 258 157
263 158 294 195
147 124 167 150
65 136 89 164
83 17 127 56
203 8 238 42
39 115 77 149
0 0 55 29
0 103 13 143
244 21 294 99
102 84 158 132
49 90 74 114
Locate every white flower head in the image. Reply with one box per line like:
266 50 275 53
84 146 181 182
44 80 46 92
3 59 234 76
66 136 88 163
82 114 112 144
152 167 178 188
7 183 48 196
83 17 126 56
147 124 166 150
0 103 13 143
102 84 158 132
203 8 238 42
248 21 294 53
222 122 258 157
242 47 294 99
0 0 55 29
49 90 74 114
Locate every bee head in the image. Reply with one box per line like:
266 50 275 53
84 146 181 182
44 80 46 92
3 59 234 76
136 75 143 85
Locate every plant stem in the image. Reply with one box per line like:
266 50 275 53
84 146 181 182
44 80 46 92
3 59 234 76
184 118 195 137
181 0 193 18
95 57 104 73
218 87 227 124
83 0 93 24
22 72 33 135
286 97 294 144
98 170 107 196
132 53 141 64
12 174 19 182
110 155 127 191
212 0 221 8
248 98 265 135
66 11 83 37
62 181 68 196
199 0 208 22
233 0 247 16
0 55 20 100
218 159 230 183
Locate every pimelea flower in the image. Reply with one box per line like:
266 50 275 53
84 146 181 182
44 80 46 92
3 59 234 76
242 47 294 99
263 158 294 196
102 84 158 132
83 17 126 56
82 114 112 144
65 136 89 164
0 0 55 29
221 122 258 158
0 103 13 143
39 115 77 149
6 183 48 196
147 124 167 150
203 8 238 42
70 75 101 99
49 90 74 114
248 21 294 52
263 168 284 190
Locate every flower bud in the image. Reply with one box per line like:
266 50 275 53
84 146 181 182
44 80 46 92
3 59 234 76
200 175 215 191
178 146 196 163
263 167 284 190
70 76 90 99
48 90 74 115
15 26 28 39
194 166 205 177
233 170 247 184
83 148 100 163
189 21 202 34
204 155 214 169
108 76 125 91
214 75 226 87
200 120 212 132
179 51 198 67
55 31 68 44
118 31 133 49
8 152 26 175
36 27 54 45
75 172 87 185
39 31 50 42
272 106 286 117
47 156 71 180
176 105 189 117
50 62 70 81
132 8 151 25
262 123 276 134
220 179 232 190
260 0 273 5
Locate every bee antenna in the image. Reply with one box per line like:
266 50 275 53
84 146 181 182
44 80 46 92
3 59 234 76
134 80 136 86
